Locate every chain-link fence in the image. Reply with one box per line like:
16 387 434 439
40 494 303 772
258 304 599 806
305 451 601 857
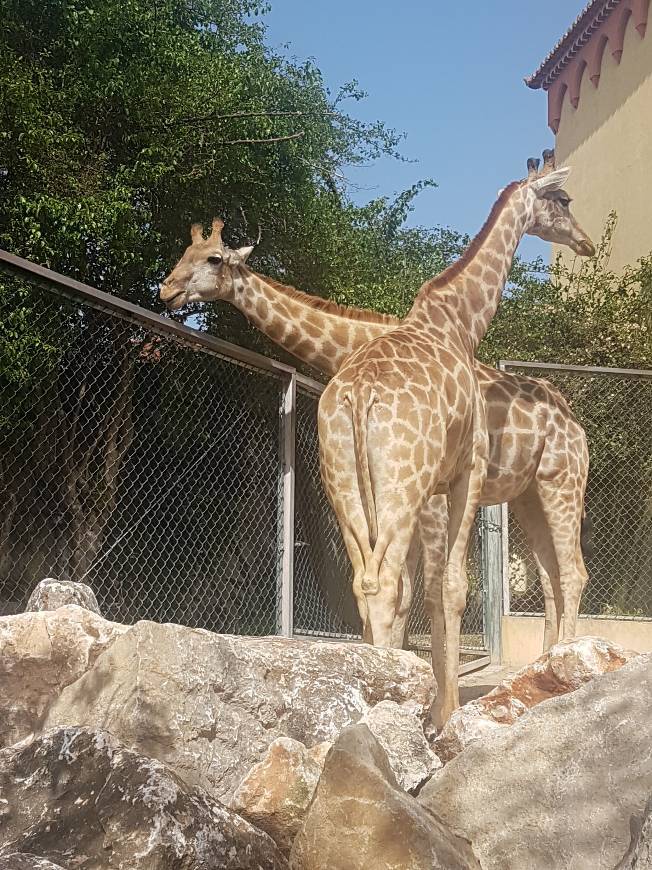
0 259 293 634
0 252 488 663
502 361 652 620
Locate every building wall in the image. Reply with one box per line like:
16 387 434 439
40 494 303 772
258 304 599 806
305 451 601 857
553 22 652 272
502 614 652 667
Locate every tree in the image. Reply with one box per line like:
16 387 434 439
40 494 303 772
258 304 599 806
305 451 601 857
0 0 463 607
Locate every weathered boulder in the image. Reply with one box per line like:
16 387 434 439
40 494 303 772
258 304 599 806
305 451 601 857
616 795 652 869
0 605 127 748
0 856 67 870
289 723 479 870
361 699 441 791
231 737 330 855
25 578 101 615
419 652 652 870
42 621 434 802
0 727 288 870
435 636 636 761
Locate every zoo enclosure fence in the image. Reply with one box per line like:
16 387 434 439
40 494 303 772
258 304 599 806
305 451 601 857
2 252 649 666
0 251 489 666
500 360 652 623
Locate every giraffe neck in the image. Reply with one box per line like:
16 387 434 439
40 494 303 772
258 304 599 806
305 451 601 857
229 270 396 375
411 183 531 349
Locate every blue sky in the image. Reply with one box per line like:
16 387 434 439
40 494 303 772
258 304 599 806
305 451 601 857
262 0 585 262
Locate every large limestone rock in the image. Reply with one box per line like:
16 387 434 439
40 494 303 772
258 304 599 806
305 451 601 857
419 652 652 870
616 795 652 869
0 857 66 870
435 636 636 761
0 605 127 748
361 699 441 791
0 727 288 870
231 737 331 855
289 723 479 870
25 578 101 614
42 621 434 802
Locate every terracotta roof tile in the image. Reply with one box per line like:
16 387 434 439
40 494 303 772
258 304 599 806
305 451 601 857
526 0 620 89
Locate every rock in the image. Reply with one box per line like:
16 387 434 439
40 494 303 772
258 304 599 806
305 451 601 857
0 605 127 748
0 727 288 870
289 723 479 870
361 700 441 791
231 737 331 855
25 578 101 615
42 621 434 802
0 856 67 870
435 636 636 762
419 652 652 870
616 794 652 869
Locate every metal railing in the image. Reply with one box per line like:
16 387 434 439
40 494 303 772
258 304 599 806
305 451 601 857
500 360 652 621
0 251 489 663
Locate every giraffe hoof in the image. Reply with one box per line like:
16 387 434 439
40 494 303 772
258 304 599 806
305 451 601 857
361 575 380 594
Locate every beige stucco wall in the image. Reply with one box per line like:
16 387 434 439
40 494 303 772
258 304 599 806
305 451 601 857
502 614 652 667
553 22 652 272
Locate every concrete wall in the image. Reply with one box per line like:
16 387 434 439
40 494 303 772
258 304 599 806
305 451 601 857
502 614 652 667
553 21 652 272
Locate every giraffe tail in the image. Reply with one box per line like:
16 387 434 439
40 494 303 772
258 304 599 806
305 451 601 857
345 383 379 593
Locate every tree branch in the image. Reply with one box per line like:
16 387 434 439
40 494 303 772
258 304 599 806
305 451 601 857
153 109 337 130
217 131 305 145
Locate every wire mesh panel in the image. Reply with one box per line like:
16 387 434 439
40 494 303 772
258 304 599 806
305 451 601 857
292 379 487 657
0 254 489 658
502 362 652 619
0 271 286 633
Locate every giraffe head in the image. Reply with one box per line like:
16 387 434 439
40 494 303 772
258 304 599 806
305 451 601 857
159 218 255 310
523 150 595 257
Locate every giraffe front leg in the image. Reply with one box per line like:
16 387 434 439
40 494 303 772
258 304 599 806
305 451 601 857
511 485 562 652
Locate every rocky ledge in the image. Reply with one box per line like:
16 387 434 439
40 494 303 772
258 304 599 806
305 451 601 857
0 578 649 869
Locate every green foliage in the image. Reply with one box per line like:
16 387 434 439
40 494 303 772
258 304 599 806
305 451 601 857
481 215 652 369
0 0 422 300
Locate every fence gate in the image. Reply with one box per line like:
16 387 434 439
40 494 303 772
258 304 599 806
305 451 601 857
500 361 652 622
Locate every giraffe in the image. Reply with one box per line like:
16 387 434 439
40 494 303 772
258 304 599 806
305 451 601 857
160 164 593 664
317 155 594 724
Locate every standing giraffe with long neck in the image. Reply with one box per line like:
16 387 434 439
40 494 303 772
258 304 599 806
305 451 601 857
318 156 593 723
160 159 594 674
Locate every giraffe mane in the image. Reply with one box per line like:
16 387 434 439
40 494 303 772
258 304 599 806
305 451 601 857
423 181 522 290
252 273 399 325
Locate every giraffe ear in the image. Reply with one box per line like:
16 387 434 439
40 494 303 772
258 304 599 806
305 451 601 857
236 245 254 262
531 166 571 194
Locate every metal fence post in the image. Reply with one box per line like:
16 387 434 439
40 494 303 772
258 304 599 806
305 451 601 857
278 372 296 637
501 501 510 617
482 504 504 662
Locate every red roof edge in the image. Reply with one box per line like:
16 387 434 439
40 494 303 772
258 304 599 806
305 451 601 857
526 0 620 90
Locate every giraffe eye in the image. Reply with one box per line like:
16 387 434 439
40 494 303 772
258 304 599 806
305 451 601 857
207 255 223 266
558 197 571 208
